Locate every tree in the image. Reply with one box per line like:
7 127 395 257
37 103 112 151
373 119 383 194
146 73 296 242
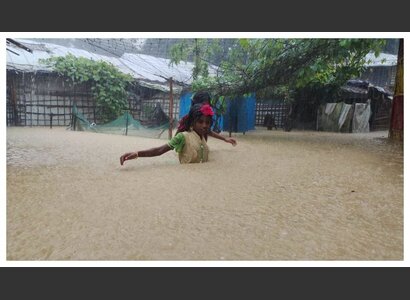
169 38 386 101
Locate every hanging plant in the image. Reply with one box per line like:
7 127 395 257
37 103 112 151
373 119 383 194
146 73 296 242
40 54 134 122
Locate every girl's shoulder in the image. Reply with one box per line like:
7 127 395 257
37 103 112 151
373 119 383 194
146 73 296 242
168 132 186 152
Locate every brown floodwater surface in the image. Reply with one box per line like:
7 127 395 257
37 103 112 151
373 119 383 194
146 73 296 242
6 127 403 260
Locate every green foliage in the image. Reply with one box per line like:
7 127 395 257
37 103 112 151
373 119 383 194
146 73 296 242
211 95 227 115
40 54 134 122
191 76 219 93
169 38 386 102
170 39 215 80
256 85 294 103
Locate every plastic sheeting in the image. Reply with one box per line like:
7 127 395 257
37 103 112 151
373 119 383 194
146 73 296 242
317 101 369 133
338 103 353 130
223 94 256 133
352 100 371 133
318 102 346 132
179 92 193 119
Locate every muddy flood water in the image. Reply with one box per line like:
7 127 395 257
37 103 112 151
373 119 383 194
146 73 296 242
6 126 403 261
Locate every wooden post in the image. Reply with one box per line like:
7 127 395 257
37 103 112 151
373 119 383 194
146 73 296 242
168 77 174 140
125 111 129 136
73 115 76 131
72 105 76 131
10 79 18 126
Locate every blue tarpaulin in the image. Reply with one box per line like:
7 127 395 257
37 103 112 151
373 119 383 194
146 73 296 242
222 93 256 133
179 92 193 119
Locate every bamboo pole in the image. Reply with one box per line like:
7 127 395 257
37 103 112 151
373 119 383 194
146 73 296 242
125 111 129 136
168 77 174 140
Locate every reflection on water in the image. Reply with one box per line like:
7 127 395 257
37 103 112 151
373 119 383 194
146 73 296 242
7 127 403 260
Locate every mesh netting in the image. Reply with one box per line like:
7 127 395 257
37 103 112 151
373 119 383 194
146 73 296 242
71 105 170 139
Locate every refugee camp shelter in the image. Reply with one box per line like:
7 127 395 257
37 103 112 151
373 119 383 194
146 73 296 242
6 38 216 128
360 52 398 93
317 79 393 133
297 52 397 133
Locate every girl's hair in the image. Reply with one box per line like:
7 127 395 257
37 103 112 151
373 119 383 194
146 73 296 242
191 91 212 106
181 103 214 133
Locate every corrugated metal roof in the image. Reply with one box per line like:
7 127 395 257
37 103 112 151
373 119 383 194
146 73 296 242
364 52 397 67
120 53 196 84
6 39 216 92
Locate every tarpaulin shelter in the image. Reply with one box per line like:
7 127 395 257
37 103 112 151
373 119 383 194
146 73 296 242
6 38 217 130
222 93 256 133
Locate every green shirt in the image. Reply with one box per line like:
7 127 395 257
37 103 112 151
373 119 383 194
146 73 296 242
168 132 185 153
167 131 209 164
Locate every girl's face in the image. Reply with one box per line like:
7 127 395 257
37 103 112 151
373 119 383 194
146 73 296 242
193 115 212 137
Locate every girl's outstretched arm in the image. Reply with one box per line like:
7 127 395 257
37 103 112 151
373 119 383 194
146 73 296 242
208 130 237 146
120 144 172 165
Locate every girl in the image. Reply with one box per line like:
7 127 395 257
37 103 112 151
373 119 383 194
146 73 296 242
176 91 237 146
120 103 214 165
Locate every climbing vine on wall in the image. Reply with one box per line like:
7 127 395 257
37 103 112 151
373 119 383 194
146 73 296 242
40 54 134 122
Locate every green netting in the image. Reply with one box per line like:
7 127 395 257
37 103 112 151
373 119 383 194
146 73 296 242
71 105 171 139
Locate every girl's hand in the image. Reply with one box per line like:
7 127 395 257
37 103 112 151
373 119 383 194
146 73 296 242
225 138 237 146
120 152 138 165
